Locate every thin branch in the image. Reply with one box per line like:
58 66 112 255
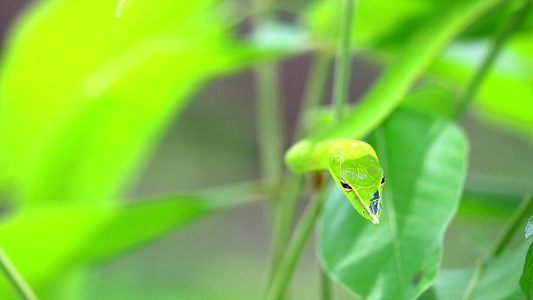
332 0 356 123
254 0 284 191
264 188 327 300
491 193 533 257
454 0 532 118
0 247 38 300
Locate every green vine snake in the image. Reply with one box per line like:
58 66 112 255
286 138 385 224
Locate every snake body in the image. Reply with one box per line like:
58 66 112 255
286 138 385 224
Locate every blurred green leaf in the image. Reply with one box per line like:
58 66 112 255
426 242 529 299
0 0 272 205
307 0 532 139
305 0 437 48
521 240 533 298
0 183 259 298
314 0 506 141
429 38 533 138
457 187 524 220
319 108 467 299
305 0 523 50
401 84 456 117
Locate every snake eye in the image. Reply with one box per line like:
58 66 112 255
380 175 386 187
340 180 352 193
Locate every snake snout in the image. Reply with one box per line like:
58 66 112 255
368 190 382 224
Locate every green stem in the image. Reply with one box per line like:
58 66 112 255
491 193 533 257
256 63 284 190
463 192 533 299
332 0 356 123
264 189 327 300
0 247 38 300
454 0 531 118
463 258 484 300
268 174 304 282
254 0 284 191
294 53 333 140
321 267 332 300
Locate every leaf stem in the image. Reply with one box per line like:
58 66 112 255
267 174 304 281
0 247 38 300
462 258 484 300
332 0 356 123
463 192 533 299
254 0 284 192
491 193 533 257
264 188 327 300
321 267 332 300
454 0 531 118
294 53 333 140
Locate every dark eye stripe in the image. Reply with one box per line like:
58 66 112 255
340 181 352 192
381 175 386 185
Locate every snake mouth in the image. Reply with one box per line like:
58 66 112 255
368 210 380 224
352 189 381 225
367 190 381 224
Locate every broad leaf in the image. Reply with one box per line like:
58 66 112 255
0 0 271 205
0 183 258 298
319 108 467 299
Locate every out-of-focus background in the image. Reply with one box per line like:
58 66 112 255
1 0 532 299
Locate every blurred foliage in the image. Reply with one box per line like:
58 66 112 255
306 0 533 140
0 0 273 298
0 0 531 299
0 0 267 204
0 183 259 298
426 242 529 299
520 217 533 298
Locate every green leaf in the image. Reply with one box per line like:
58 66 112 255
315 0 506 141
319 108 467 299
0 183 258 298
457 186 524 220
521 241 533 298
429 38 533 138
305 0 439 48
426 242 529 300
307 0 532 139
0 0 268 205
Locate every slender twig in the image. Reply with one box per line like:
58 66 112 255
256 63 284 190
264 188 327 300
332 0 356 123
254 0 284 193
267 175 304 281
321 267 332 300
294 53 333 140
0 247 38 300
462 193 533 300
491 193 533 257
462 258 484 300
454 0 531 118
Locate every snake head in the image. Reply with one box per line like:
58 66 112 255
329 141 385 224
